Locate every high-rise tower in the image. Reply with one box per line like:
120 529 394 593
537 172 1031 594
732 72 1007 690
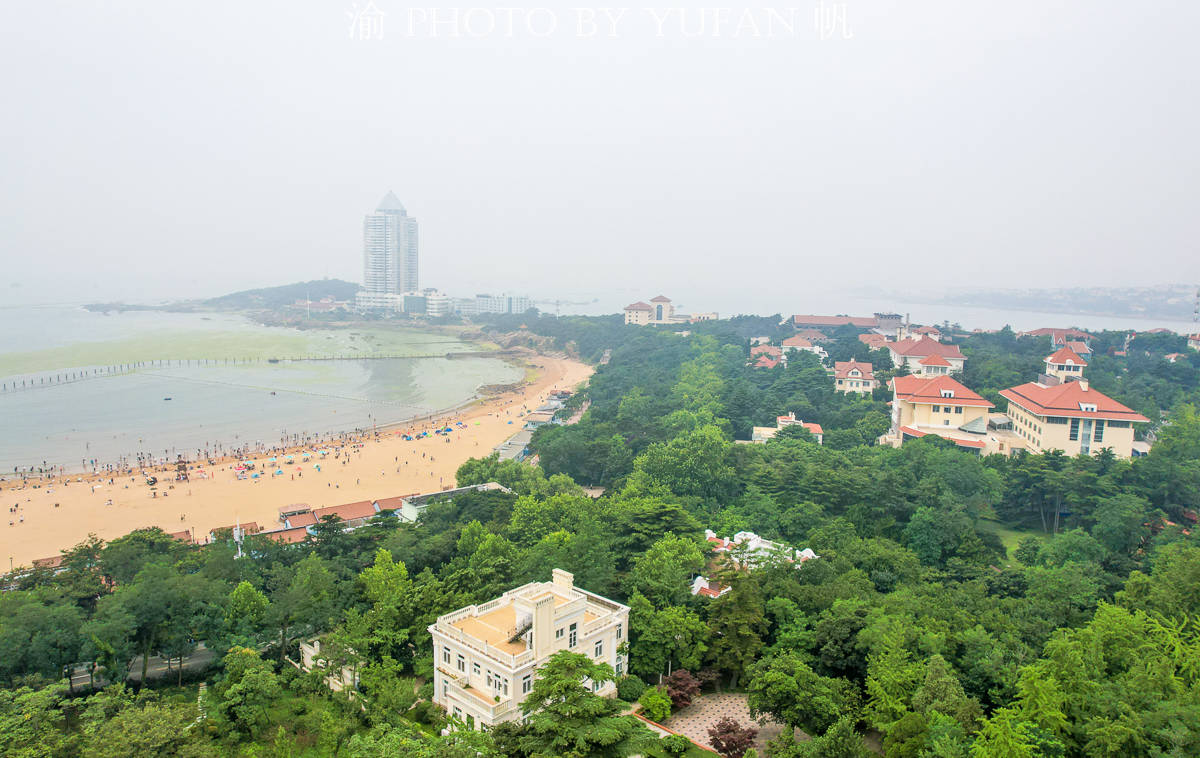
363 191 418 295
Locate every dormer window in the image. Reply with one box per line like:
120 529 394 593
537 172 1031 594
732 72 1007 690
940 389 954 398
1079 403 1097 413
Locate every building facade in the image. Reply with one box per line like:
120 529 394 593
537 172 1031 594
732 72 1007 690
887 337 966 374
623 295 712 325
361 191 418 305
833 360 877 394
429 570 628 730
1043 346 1088 383
999 379 1148 458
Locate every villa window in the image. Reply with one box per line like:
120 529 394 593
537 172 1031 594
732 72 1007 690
569 623 577 648
1094 420 1104 442
1069 419 1080 441
932 405 941 413
457 654 466 673
616 661 623 676
955 406 963 414
555 628 564 640
442 648 450 665
473 662 480 676
594 640 603 658
522 675 532 694
616 623 622 640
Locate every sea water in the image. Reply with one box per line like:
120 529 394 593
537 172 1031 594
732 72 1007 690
0 307 523 472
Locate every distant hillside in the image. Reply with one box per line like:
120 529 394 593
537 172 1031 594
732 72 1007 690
201 279 361 309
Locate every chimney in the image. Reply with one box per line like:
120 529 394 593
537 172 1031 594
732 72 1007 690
532 595 555 658
1079 380 1089 391
552 568 574 591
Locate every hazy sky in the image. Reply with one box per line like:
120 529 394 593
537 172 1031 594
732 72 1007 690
2 1 1197 314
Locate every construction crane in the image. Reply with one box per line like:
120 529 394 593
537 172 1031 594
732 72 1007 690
532 298 599 317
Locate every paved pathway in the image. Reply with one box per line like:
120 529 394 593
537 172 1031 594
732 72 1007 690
664 692 792 753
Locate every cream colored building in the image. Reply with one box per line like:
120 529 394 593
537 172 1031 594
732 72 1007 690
1043 346 1088 383
623 296 714 326
832 360 877 394
999 379 1148 458
887 337 966 374
879 375 1020 454
781 335 828 361
429 569 628 730
751 412 823 443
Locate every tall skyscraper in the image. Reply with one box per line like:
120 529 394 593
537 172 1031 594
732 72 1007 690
363 191 418 296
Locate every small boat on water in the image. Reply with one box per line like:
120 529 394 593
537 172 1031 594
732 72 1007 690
163 397 172 401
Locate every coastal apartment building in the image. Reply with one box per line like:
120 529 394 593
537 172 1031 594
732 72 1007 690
430 569 629 730
999 378 1148 458
358 191 418 309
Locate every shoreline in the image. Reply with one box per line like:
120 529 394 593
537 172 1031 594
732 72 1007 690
0 352 593 570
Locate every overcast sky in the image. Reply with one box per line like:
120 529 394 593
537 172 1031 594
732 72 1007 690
1 1 1197 314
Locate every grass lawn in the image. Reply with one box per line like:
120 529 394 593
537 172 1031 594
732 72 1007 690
978 519 1047 564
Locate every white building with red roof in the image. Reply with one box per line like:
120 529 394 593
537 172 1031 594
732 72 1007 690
781 335 828 361
887 337 967 374
622 301 653 325
999 379 1148 458
623 295 713 326
833 360 877 394
1044 346 1088 383
1188 334 1200 352
1019 327 1093 347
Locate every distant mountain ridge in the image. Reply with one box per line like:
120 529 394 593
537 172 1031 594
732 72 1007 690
85 279 361 313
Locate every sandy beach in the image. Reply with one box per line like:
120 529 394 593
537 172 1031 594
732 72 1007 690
0 353 592 570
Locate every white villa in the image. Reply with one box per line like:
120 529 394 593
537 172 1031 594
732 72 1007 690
429 570 628 730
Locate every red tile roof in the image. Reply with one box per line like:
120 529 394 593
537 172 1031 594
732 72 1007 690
833 360 874 380
859 333 889 346
898 426 986 449
262 527 310 544
373 495 409 511
211 522 261 536
913 326 941 335
751 344 782 357
918 355 951 367
1066 340 1092 355
890 337 965 360
754 355 781 369
1021 328 1093 344
802 422 823 435
797 329 829 341
1046 347 1087 366
650 295 671 302
168 530 193 543
312 501 379 522
624 302 652 311
999 382 1149 422
891 375 994 408
781 336 813 347
792 314 879 328
285 512 317 528
32 555 64 569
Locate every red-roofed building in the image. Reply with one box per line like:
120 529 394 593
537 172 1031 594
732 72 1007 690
1165 353 1186 363
208 523 261 543
912 325 942 341
262 527 311 544
888 337 966 374
283 511 318 529
916 354 953 376
1044 347 1088 382
858 333 890 349
1188 334 1200 352
999 379 1148 458
833 360 877 394
1066 340 1092 357
883 376 999 453
781 335 828 361
168 529 193 543
312 500 381 528
1020 328 1093 347
792 314 879 329
796 328 830 342
622 301 653 325
751 411 823 443
753 355 781 369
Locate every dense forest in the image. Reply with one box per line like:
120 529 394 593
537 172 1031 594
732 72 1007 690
3 314 1200 757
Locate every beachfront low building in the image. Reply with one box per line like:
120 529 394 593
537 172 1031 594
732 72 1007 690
999 379 1148 458
624 296 714 326
429 569 628 730
833 360 877 394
